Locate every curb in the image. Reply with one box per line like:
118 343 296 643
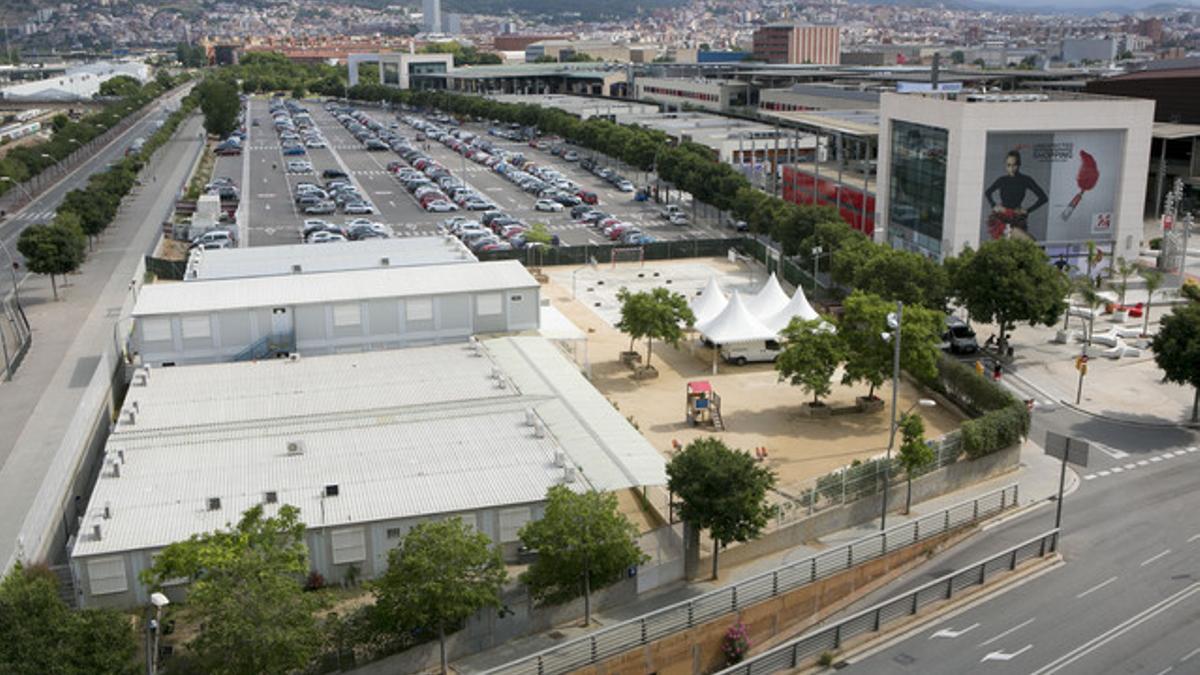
1055 398 1200 430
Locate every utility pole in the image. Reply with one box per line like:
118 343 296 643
881 301 902 531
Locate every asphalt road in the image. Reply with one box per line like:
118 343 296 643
830 410 1200 675
0 86 195 284
227 97 730 247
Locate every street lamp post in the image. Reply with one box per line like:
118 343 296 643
149 592 170 675
0 175 33 204
0 236 24 322
879 303 936 531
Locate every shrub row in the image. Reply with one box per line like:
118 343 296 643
920 354 1029 458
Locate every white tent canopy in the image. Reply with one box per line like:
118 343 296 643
764 284 821 333
743 272 790 320
695 291 777 344
690 276 728 326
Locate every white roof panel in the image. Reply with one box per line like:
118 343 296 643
133 260 538 317
186 236 477 281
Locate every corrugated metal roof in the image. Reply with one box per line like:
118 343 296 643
187 236 477 281
133 260 538 317
74 338 666 558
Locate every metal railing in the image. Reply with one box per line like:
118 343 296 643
484 484 1018 675
717 528 1060 675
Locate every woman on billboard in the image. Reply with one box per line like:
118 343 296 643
984 150 1048 240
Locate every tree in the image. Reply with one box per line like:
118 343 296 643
1140 267 1165 337
98 75 142 98
776 318 845 406
896 413 934 514
1152 303 1200 422
16 221 86 300
141 505 325 675
195 77 240 137
614 287 694 369
838 292 942 399
852 246 950 310
1112 257 1138 306
523 222 553 245
0 563 138 675
518 487 647 625
373 517 507 675
950 239 1069 354
667 438 775 579
950 50 966 64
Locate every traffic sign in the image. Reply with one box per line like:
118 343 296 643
1045 431 1090 467
1164 214 1174 231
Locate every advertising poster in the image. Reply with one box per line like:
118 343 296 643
980 131 1124 244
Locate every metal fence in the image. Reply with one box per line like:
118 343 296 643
772 431 964 524
474 236 745 266
484 484 1018 675
716 528 1060 675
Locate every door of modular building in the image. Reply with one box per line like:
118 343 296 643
271 307 293 343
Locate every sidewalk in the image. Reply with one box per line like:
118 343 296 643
0 114 205 569
445 439 1068 673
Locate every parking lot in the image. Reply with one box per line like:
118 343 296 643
211 97 729 248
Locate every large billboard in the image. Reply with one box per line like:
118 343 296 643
980 131 1124 244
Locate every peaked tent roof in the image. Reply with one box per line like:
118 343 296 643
764 285 821 333
695 291 777 344
743 273 790 319
690 276 729 325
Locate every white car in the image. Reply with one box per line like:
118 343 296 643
306 139 327 149
342 201 375 215
425 200 458 212
534 199 564 212
307 231 346 244
345 218 378 228
286 161 313 173
304 201 337 215
616 180 635 192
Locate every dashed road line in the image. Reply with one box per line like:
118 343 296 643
1140 549 1171 567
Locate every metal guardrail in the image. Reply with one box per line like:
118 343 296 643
485 484 1019 675
717 528 1060 675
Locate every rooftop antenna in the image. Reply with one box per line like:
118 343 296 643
931 51 941 91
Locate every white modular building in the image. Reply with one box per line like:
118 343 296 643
69 337 668 609
0 60 151 101
129 260 540 366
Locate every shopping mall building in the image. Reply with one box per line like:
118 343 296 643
876 91 1155 265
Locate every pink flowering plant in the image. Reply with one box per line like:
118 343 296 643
721 621 752 665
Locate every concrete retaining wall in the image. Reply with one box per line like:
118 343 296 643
703 443 1020 572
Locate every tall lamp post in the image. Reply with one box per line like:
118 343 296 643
879 302 938 531
0 175 34 205
149 592 170 674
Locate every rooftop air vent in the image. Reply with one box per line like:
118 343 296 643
563 465 577 483
110 461 121 478
207 497 221 511
325 484 339 497
525 408 536 427
292 264 303 274
534 420 545 439
287 440 304 455
264 491 278 504
380 257 390 267
92 524 102 541
103 501 111 519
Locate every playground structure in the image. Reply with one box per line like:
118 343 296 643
685 380 724 430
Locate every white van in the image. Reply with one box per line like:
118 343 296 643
720 339 782 365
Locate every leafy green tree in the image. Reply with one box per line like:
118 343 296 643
830 230 880 287
1112 257 1138 306
1140 267 1165 337
524 222 553 245
667 438 776 579
141 505 325 675
98 75 142 98
0 563 138 675
950 239 1069 354
615 287 695 368
776 317 845 406
854 247 950 310
195 77 240 137
373 518 507 675
950 50 965 64
518 487 647 625
838 292 942 399
897 413 934 514
1151 302 1200 422
17 221 86 300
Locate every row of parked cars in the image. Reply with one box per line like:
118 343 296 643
300 217 390 244
442 210 556 254
573 206 657 245
294 172 375 216
268 98 325 156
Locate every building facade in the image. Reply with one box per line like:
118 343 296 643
634 77 750 113
347 52 454 89
752 24 841 65
876 92 1155 264
421 0 440 34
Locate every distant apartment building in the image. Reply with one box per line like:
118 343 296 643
493 34 569 52
752 24 841 65
524 39 629 63
634 77 750 113
421 0 440 34
1061 38 1116 64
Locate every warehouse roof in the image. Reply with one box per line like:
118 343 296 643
72 337 667 558
185 236 477 281
133 259 537 316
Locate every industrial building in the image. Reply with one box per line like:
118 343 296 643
184 236 476 281
347 52 454 89
0 61 150 101
129 259 540 366
70 336 667 609
487 93 658 122
634 77 751 114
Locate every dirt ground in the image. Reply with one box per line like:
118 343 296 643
544 257 964 496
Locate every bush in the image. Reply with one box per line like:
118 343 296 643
305 571 326 591
1150 237 1162 251
721 621 752 665
920 354 1028 458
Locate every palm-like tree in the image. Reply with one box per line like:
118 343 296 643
1140 268 1165 336
1113 257 1138 307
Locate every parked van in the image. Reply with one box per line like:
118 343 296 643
720 340 782 365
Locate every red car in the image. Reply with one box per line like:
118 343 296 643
576 190 599 205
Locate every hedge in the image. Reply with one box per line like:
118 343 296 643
919 354 1029 458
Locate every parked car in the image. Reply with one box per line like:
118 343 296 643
304 201 337 215
616 180 635 193
323 169 349 180
721 340 783 366
668 212 689 226
426 200 458 212
342 201 375 215
535 199 564 212
942 318 980 354
307 231 347 244
189 230 236 249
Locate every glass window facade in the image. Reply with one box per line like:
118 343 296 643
888 121 948 258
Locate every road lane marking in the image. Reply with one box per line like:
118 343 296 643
1111 467 1124 473
1188 447 1198 453
978 618 1035 647
1141 550 1171 566
929 623 979 639
1093 443 1129 459
1151 457 1163 462
1137 460 1149 466
1076 576 1118 599
1123 463 1137 470
1030 583 1200 675
1153 668 1172 675
1182 646 1200 661
1083 474 1096 481
1098 470 1111 477
1162 451 1176 458
1187 533 1200 543
981 644 1032 662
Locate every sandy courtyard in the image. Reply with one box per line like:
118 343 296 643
543 257 964 496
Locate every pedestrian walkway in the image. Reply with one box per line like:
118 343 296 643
0 115 206 570
351 440 1068 674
